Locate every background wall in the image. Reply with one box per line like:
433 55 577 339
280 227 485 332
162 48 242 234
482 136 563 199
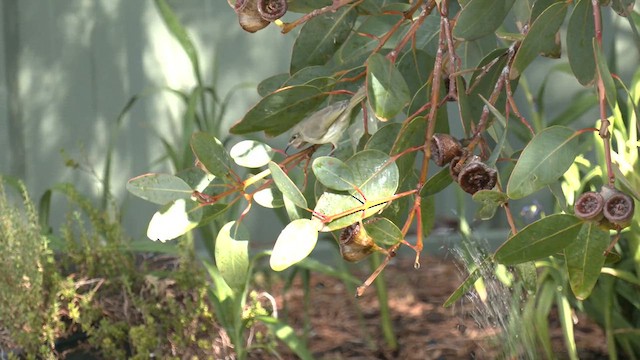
0 0 295 240
1 1 636 247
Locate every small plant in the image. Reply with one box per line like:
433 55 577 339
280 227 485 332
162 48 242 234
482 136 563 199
0 179 57 358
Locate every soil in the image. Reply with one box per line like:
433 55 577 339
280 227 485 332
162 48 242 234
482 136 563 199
251 255 609 360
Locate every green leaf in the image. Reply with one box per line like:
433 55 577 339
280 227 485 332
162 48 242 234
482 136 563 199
453 0 516 41
364 217 403 246
270 218 321 271
230 140 274 169
420 195 436 237
147 199 202 242
230 86 326 137
215 221 250 292
175 167 214 192
201 260 236 332
253 186 285 208
255 316 314 360
567 0 597 86
494 214 582 265
365 122 402 153
199 203 230 226
331 15 396 70
507 126 581 199
473 190 509 220
314 150 400 231
268 162 308 209
510 2 568 79
283 65 335 89
390 116 428 176
290 7 357 74
593 39 618 110
366 53 410 121
127 173 193 205
191 132 232 178
420 167 453 197
565 222 609 300
444 267 483 307
397 49 434 101
312 156 356 191
257 73 289 97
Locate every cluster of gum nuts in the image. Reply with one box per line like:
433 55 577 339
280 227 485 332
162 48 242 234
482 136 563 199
574 185 635 230
431 133 498 195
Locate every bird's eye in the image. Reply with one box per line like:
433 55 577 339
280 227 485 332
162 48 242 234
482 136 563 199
290 134 299 140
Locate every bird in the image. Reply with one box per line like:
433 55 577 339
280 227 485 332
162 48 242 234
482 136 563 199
287 86 366 151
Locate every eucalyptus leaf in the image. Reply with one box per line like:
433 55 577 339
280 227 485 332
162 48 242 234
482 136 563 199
473 190 509 220
507 126 581 199
593 39 618 110
290 7 357 74
191 132 233 178
312 156 356 191
420 168 454 197
230 140 274 168
215 221 250 292
510 2 568 79
366 53 410 121
364 217 403 246
565 222 609 300
494 214 582 265
147 199 202 242
268 162 307 209
567 0 597 86
453 0 516 41
314 150 399 231
230 86 326 137
270 219 320 271
254 186 285 208
127 173 193 205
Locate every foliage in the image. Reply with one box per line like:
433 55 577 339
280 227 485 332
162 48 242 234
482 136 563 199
0 179 57 358
128 0 640 357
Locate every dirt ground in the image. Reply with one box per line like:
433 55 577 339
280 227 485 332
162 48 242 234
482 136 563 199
252 255 609 360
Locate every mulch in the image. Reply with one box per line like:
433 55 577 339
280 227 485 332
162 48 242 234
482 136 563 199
250 255 609 360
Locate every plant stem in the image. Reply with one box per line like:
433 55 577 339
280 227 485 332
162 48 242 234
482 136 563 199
369 254 398 351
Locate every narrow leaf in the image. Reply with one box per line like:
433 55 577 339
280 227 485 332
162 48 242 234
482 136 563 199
510 2 568 79
593 39 618 110
444 268 482 307
256 316 314 360
567 0 597 86
268 162 307 209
